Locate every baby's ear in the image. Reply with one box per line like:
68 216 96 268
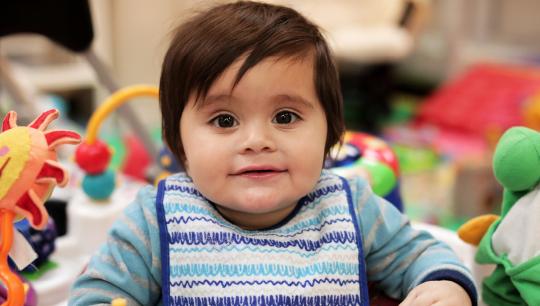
493 126 540 192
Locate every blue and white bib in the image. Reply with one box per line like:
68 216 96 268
156 171 369 305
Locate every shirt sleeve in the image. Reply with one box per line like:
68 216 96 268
68 185 163 306
348 176 478 305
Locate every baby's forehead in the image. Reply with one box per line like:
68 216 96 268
191 53 317 107
195 92 315 109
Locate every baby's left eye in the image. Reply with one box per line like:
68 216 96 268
272 111 299 124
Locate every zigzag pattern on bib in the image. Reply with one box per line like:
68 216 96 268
160 171 367 305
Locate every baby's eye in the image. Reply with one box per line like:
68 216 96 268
272 111 299 124
211 114 238 128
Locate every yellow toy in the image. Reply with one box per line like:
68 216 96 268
0 110 80 306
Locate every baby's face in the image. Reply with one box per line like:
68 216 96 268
179 55 327 229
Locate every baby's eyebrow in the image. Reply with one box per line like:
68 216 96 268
197 93 315 109
274 94 315 109
197 94 232 109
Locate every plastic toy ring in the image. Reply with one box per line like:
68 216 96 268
76 85 159 201
85 85 159 144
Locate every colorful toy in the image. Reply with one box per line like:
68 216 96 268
458 126 540 305
75 85 159 200
23 89 154 304
14 219 57 271
327 131 403 211
121 135 153 181
154 146 182 185
75 139 111 175
0 275 37 306
110 298 127 306
0 109 80 306
523 91 540 131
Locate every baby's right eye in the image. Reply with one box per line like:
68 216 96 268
211 114 238 128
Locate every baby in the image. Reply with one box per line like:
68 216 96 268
69 1 477 305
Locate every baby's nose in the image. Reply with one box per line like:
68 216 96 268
240 123 276 153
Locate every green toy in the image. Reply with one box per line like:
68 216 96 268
458 126 540 306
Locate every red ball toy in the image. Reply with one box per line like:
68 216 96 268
75 140 112 174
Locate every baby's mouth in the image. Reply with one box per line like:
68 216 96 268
233 167 287 177
241 169 278 174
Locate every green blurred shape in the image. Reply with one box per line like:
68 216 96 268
392 144 439 173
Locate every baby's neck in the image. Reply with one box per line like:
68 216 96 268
214 204 297 230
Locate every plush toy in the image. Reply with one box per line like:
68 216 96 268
0 110 80 306
154 146 183 186
458 126 540 306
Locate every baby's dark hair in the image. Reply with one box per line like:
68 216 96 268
159 1 344 166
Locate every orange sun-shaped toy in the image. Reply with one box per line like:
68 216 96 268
0 109 80 306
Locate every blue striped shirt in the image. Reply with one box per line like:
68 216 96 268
69 174 476 305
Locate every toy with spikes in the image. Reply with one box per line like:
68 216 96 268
0 109 80 306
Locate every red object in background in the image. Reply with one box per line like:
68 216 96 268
416 64 540 137
347 132 400 176
121 135 152 181
75 139 111 174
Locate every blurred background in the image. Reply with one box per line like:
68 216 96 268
2 0 540 229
